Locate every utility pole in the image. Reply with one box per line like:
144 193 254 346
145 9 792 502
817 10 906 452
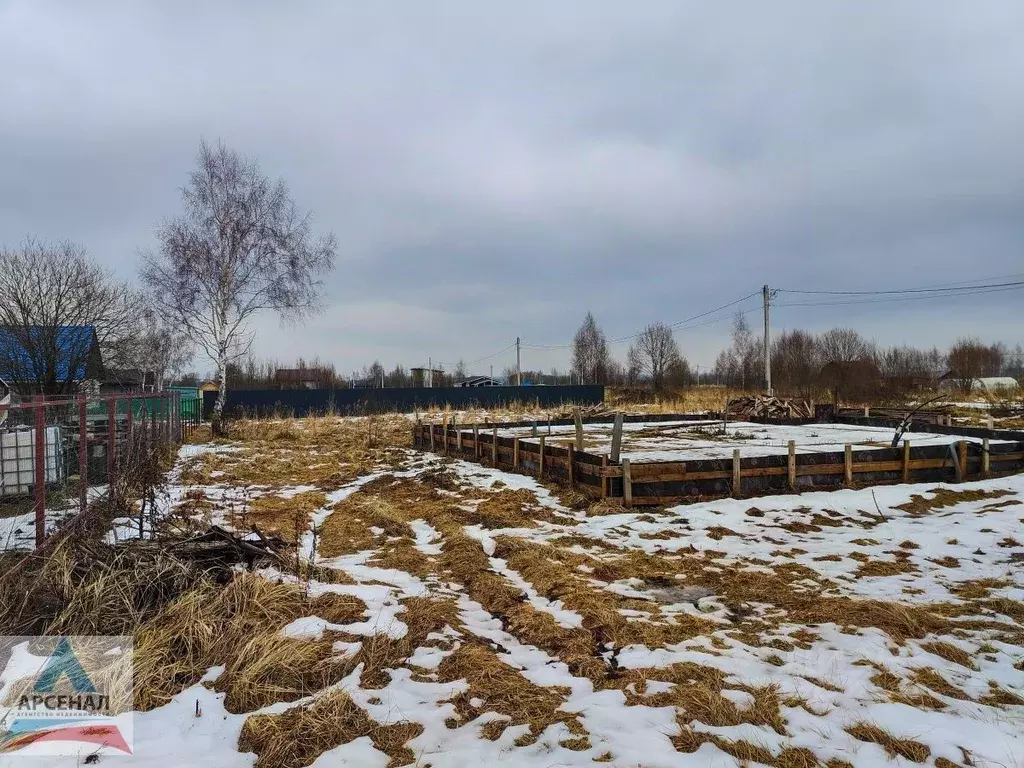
763 284 772 396
427 356 432 388
516 337 521 386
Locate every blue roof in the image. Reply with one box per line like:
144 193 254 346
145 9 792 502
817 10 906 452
0 325 98 383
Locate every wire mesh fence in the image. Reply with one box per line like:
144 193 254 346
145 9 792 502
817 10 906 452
0 392 195 554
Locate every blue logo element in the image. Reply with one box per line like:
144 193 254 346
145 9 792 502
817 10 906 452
34 638 96 693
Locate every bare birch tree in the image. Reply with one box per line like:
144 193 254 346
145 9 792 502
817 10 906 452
0 239 140 395
141 140 336 432
627 322 683 391
132 307 193 392
571 311 609 384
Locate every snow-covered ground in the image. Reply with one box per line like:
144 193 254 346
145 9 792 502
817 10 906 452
10 421 1023 768
495 419 1008 461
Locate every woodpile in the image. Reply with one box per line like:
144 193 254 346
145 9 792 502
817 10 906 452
727 395 813 420
167 525 287 569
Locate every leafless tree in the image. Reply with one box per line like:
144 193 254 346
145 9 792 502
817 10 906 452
131 307 193 392
453 360 468 382
947 337 1005 394
627 322 684 391
571 311 610 384
770 329 818 397
0 239 141 396
818 328 872 365
141 140 336 433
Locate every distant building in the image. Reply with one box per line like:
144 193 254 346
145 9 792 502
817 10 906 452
100 368 156 394
455 375 502 387
199 379 220 396
939 375 1020 394
0 325 103 395
274 368 320 389
350 377 377 389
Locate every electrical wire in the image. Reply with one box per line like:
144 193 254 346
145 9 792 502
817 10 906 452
777 280 1024 296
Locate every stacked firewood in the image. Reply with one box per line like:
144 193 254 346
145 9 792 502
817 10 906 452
727 395 814 420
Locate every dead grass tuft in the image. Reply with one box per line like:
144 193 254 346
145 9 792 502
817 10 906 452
895 488 1013 516
919 641 977 670
845 723 930 762
238 689 423 768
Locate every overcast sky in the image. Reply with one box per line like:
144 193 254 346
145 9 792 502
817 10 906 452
2 2 1022 377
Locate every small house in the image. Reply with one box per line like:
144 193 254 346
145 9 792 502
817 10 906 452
455 375 502 387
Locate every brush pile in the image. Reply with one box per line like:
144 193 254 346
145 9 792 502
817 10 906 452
727 395 813 420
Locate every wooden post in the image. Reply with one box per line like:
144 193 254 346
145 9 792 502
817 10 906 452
473 425 479 457
601 454 608 499
610 412 624 463
863 406 870 417
987 414 994 430
958 440 968 482
622 458 632 508
574 408 584 451
532 421 538 438
513 437 520 469
538 436 545 480
78 398 88 514
442 414 448 455
787 440 796 490
902 440 910 483
547 417 552 435
732 449 741 498
107 398 116 484
982 438 990 477
567 442 575 487
492 427 498 465
429 423 435 452
844 444 853 487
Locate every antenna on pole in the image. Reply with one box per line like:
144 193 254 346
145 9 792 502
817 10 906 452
516 337 521 386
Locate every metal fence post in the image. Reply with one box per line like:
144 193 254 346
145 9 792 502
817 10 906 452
34 397 46 548
79 398 88 513
107 398 116 484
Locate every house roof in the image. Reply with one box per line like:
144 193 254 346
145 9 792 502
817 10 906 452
0 325 99 382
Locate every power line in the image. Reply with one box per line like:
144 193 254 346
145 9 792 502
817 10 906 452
521 290 761 350
774 283 1024 308
777 279 1024 296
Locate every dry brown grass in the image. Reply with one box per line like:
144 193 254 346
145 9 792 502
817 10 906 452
234 490 327 542
855 558 917 578
909 667 971 701
894 488 1014 516
845 722 931 762
134 573 366 711
919 641 978 670
438 643 587 745
239 690 423 768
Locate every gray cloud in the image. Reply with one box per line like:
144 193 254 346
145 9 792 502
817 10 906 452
2 1 1022 376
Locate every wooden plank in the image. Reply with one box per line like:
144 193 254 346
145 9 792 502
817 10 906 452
601 455 608 499
902 440 910 483
629 461 689 478
513 437 520 469
844 444 853 487
492 427 498 465
982 438 990 477
610 412 624 463
539 436 545 480
622 458 632 508
732 449 741 498
787 440 796 490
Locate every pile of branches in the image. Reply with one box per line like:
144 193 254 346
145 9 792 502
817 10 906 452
554 403 613 419
727 395 813 420
166 525 287 570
